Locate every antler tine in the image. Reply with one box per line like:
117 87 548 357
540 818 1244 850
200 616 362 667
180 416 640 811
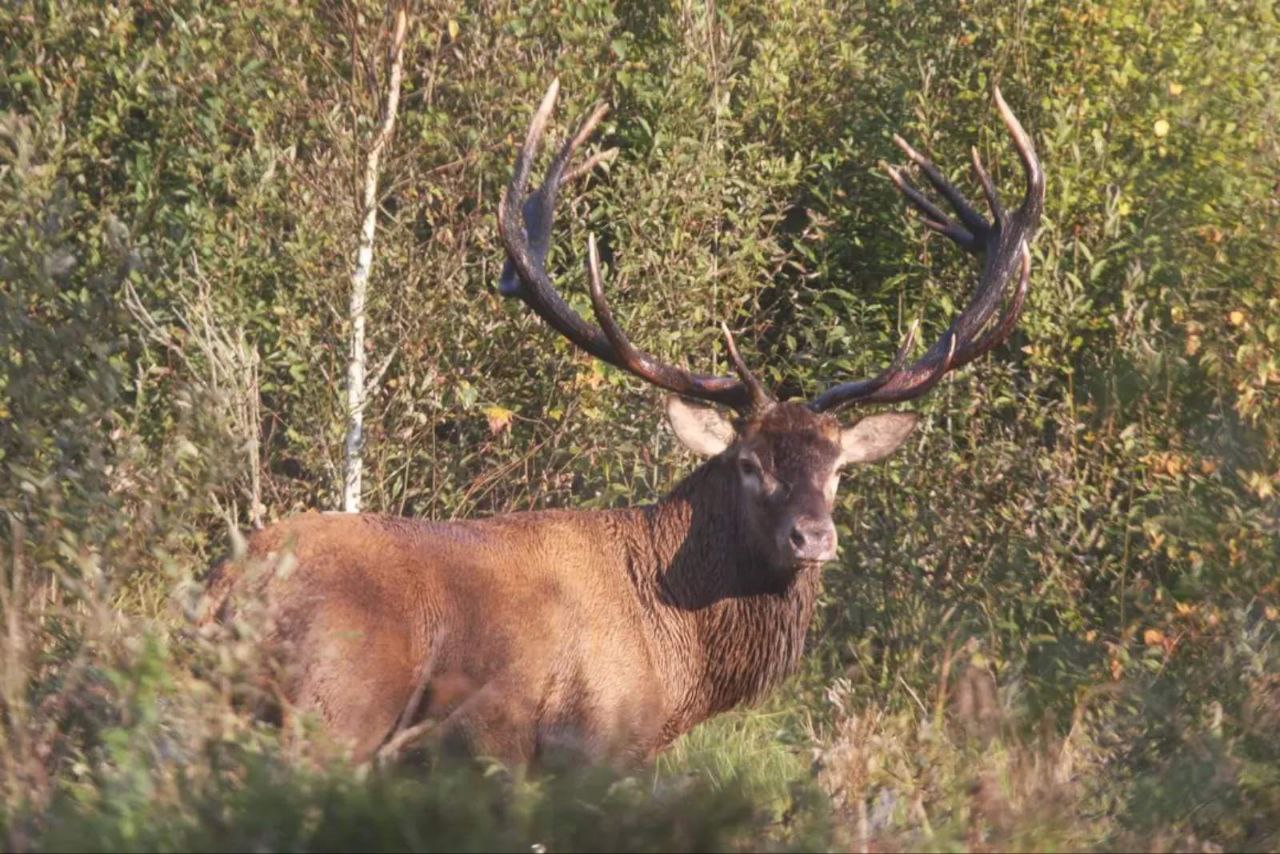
809 87 1044 413
719 323 770 415
885 164 979 252
583 233 768 410
497 82 767 413
892 133 990 239
563 117 619 185
498 82 610 299
970 146 1004 227
509 78 560 200
583 233 663 380
994 85 1045 218
543 102 611 194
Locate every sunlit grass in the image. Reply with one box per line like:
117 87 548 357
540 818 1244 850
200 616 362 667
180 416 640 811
660 704 815 811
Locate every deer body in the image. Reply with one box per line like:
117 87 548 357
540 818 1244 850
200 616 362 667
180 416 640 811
209 80 1042 767
220 412 831 765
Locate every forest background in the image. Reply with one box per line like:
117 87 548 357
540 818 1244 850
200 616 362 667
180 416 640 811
2 0 1278 850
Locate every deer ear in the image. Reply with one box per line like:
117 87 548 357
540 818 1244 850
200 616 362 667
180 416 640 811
838 412 918 465
665 395 736 457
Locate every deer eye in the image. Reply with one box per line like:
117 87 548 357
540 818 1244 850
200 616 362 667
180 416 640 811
738 456 761 478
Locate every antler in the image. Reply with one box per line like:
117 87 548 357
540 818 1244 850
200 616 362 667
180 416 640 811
497 80 772 415
807 86 1045 413
498 82 1043 418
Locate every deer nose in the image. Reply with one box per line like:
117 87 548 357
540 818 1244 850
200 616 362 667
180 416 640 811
788 517 836 562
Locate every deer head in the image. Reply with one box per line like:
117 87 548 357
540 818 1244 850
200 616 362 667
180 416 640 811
498 80 1043 575
663 398 917 570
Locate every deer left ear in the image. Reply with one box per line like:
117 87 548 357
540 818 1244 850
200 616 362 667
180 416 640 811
666 395 737 457
838 412 918 465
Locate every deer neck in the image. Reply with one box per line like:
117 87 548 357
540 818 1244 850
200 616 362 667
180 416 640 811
627 459 824 732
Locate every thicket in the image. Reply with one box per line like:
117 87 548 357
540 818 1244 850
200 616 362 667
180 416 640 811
1 0 1277 850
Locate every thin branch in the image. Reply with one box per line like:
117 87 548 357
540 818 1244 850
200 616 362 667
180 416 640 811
343 3 410 513
376 632 441 766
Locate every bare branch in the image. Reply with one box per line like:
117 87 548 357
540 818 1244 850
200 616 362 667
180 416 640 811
343 3 410 513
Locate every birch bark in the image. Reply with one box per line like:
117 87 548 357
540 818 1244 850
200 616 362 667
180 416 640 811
343 6 408 513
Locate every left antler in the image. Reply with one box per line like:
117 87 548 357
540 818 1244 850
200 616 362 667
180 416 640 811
807 86 1045 413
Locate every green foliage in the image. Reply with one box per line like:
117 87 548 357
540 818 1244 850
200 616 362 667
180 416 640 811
41 747 787 853
2 0 1277 850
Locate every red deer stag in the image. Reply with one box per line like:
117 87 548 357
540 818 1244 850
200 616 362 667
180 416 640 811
205 80 1043 766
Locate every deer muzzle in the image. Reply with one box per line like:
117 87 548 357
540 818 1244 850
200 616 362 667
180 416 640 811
785 515 837 563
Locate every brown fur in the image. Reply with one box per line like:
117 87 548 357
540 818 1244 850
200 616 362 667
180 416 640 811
205 403 859 766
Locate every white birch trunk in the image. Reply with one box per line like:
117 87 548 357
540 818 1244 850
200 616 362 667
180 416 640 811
343 6 408 513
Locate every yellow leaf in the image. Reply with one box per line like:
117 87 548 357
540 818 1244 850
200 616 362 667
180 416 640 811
483 405 513 436
1153 119 1170 138
1245 471 1276 500
1228 310 1246 326
1168 82 1184 96
447 19 459 40
1143 628 1165 647
1199 225 1224 244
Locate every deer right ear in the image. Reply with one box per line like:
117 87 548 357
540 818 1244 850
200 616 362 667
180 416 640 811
665 395 736 457
838 412 918 465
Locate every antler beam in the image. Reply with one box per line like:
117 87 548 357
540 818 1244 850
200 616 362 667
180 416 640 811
807 86 1044 413
497 80 771 414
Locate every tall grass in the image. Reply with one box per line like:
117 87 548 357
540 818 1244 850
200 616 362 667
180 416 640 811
2 0 1278 850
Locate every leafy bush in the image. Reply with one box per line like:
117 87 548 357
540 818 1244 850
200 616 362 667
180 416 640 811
1 0 1276 850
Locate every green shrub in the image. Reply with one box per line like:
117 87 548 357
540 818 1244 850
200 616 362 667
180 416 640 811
2 0 1276 850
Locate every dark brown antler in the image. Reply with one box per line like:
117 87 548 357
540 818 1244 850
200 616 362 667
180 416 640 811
498 80 771 414
807 86 1045 413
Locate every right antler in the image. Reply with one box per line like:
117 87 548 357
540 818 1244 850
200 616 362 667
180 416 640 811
497 80 772 415
807 87 1044 413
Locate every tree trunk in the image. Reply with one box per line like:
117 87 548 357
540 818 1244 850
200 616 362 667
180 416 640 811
343 5 409 513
